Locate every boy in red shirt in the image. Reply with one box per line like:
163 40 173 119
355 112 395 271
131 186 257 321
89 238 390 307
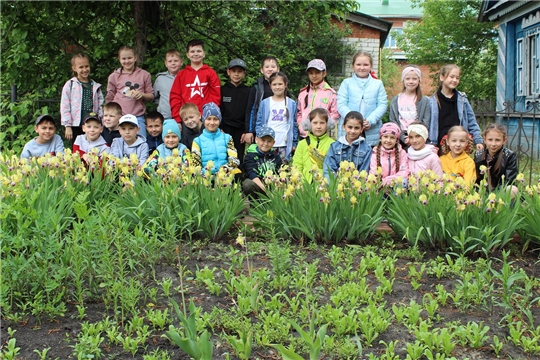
169 39 221 123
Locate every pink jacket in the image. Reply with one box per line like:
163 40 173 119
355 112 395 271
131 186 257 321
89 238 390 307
106 67 153 116
407 144 443 178
369 145 410 186
60 77 104 127
296 81 339 137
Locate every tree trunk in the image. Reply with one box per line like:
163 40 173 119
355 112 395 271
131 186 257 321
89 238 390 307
132 1 147 63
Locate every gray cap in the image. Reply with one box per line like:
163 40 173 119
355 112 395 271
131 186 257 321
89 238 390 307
257 126 275 139
228 58 246 70
35 114 54 125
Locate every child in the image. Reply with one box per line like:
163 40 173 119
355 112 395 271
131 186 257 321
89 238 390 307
144 119 190 176
475 123 518 194
337 52 387 146
369 122 410 187
220 58 252 165
179 103 203 150
73 113 109 163
429 64 483 150
296 59 339 139
21 115 65 159
292 108 335 183
109 114 149 166
106 46 154 137
255 72 298 163
145 111 164 155
153 49 182 119
101 102 123 146
60 53 104 145
242 126 283 198
191 102 240 174
245 56 283 137
406 122 443 178
389 66 430 147
169 39 221 122
439 125 476 185
323 111 372 179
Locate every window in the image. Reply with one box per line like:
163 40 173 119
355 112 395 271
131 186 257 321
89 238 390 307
518 26 540 97
517 38 523 96
385 28 402 49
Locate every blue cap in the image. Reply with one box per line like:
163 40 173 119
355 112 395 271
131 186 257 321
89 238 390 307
257 126 275 139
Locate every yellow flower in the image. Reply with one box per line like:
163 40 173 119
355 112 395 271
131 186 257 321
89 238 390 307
419 194 427 205
236 232 245 246
350 196 357 206
516 173 525 182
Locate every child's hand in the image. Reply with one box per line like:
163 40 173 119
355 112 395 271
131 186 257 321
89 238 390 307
241 133 254 144
363 120 371 130
82 153 89 163
476 143 484 151
133 91 144 100
65 127 73 140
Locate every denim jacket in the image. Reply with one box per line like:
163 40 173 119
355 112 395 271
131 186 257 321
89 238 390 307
323 135 372 179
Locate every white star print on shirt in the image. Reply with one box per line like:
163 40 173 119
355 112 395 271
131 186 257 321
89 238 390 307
186 75 208 99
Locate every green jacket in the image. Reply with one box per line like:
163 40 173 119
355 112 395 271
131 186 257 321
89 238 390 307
292 132 335 183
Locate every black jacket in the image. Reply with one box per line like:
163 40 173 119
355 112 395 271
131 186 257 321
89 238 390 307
220 82 252 130
475 147 518 190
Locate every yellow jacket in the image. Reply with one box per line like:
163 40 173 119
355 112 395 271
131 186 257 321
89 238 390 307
440 152 476 185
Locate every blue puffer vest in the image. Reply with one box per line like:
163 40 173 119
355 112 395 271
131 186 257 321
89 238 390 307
194 129 231 172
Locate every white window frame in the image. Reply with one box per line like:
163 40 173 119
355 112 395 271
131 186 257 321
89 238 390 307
520 26 540 98
385 28 402 49
517 37 523 96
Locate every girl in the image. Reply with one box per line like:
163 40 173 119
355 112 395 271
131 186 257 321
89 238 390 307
429 64 483 151
292 108 335 183
389 66 430 147
406 121 443 177
439 125 476 185
256 72 298 163
369 122 409 187
474 123 518 194
337 52 387 146
60 53 104 145
323 111 372 179
296 59 339 139
106 46 154 137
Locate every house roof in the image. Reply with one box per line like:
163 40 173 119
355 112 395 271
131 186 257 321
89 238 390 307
478 0 537 22
356 0 422 18
346 10 393 46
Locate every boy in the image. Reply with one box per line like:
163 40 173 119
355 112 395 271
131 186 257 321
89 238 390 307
145 111 164 155
179 103 203 150
191 102 239 174
220 58 252 165
21 114 65 159
109 114 149 165
72 113 109 163
242 126 283 198
245 56 290 138
153 49 182 119
144 119 190 177
169 39 221 123
101 102 122 146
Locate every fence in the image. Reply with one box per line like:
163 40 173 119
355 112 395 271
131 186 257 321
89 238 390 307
472 98 539 184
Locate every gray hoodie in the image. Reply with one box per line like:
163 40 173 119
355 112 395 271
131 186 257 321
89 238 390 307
21 134 65 159
109 135 149 165
153 71 177 119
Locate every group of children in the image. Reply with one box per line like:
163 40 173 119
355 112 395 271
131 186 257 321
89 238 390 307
20 42 518 198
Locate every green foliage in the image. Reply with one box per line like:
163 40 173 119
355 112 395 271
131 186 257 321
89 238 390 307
396 0 497 99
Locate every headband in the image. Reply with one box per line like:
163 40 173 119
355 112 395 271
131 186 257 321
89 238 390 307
407 124 428 140
401 66 422 82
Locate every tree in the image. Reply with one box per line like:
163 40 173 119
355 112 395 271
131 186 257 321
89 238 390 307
396 0 497 99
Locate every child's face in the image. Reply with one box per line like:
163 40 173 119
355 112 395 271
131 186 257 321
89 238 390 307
408 131 426 151
381 134 398 150
448 130 468 158
484 129 506 156
203 116 220 132
72 57 90 82
256 135 275 153
261 60 279 80
441 68 460 91
307 68 325 87
343 119 363 143
146 118 163 137
227 67 246 86
186 45 205 65
270 77 286 97
103 110 121 131
119 50 136 72
119 124 139 145
352 56 372 79
403 70 420 93
183 112 202 130
165 54 182 75
164 133 180 149
34 121 56 144
310 116 328 137
82 120 103 142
